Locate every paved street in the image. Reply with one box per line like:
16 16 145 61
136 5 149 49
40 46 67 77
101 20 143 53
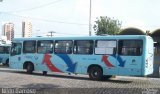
0 66 160 94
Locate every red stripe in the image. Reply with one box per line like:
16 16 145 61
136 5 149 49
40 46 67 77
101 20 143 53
42 54 62 72
102 55 114 67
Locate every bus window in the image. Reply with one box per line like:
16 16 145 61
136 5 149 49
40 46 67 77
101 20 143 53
74 40 93 54
23 41 36 53
95 40 117 55
37 40 53 54
118 40 143 56
11 43 22 56
54 40 72 54
5 46 10 54
0 47 5 54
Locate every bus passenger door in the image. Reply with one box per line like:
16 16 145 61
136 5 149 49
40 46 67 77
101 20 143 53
118 40 143 76
10 42 22 69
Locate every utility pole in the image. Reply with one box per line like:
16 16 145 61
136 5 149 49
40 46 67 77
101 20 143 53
89 0 92 36
48 31 56 37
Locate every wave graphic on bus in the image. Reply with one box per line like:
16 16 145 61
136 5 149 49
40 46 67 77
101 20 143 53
102 55 126 67
42 54 62 72
56 54 77 73
102 55 115 67
110 55 126 67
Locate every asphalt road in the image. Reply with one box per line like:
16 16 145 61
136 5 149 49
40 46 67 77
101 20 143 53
0 65 160 94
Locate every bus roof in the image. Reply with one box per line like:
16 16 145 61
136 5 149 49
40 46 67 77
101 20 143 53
12 35 151 41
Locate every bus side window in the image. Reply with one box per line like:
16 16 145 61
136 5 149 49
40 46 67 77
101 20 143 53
74 40 93 54
136 47 141 55
95 40 117 55
37 40 53 54
23 41 36 53
54 40 73 54
118 40 143 56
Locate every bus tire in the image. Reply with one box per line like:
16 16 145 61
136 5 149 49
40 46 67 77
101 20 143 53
88 66 103 81
26 63 34 74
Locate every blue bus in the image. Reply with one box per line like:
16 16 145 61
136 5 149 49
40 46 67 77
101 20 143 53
0 44 10 66
9 35 154 80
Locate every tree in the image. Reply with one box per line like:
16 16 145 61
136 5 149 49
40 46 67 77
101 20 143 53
93 16 122 35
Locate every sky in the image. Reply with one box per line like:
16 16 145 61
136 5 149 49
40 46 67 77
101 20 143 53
0 0 160 37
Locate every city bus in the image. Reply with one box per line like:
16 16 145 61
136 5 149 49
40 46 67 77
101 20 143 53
0 44 10 66
9 35 154 80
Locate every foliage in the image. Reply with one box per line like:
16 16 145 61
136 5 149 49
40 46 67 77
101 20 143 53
93 16 122 35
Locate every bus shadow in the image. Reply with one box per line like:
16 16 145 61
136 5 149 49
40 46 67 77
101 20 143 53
21 83 60 89
0 68 132 84
103 79 132 84
0 65 9 68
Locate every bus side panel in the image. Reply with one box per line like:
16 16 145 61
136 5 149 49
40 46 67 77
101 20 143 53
9 55 23 69
118 56 142 76
70 55 118 75
23 54 48 72
24 54 67 72
60 55 100 74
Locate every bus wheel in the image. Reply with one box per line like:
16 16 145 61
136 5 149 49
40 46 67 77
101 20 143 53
88 66 103 81
26 63 34 74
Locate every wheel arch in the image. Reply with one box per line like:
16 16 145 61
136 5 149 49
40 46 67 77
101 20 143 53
87 64 103 74
23 61 34 70
5 58 9 64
